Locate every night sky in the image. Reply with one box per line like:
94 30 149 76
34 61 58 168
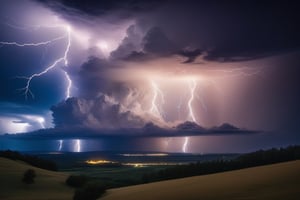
0 0 300 153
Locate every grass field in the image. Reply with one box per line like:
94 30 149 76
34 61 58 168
100 160 300 200
0 157 73 200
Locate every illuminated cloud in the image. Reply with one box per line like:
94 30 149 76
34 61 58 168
0 113 48 134
110 25 143 60
0 117 30 134
0 0 299 153
0 102 52 134
51 95 146 129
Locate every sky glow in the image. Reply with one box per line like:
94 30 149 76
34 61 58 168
0 0 299 153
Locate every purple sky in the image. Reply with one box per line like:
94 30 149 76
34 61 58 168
0 0 299 153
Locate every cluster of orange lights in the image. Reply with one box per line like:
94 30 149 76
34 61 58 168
123 162 176 167
85 160 116 165
85 159 179 168
120 153 168 157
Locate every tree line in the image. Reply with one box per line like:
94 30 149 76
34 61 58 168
142 145 300 183
0 150 57 171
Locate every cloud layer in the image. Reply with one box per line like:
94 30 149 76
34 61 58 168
0 0 299 144
51 95 145 129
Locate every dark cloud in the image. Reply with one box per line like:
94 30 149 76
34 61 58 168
175 121 205 131
174 121 257 135
4 120 258 140
141 0 300 61
38 0 300 61
36 0 165 22
141 122 166 136
74 57 112 98
123 51 149 61
177 48 203 63
111 26 177 60
210 123 244 134
142 27 177 55
110 25 143 60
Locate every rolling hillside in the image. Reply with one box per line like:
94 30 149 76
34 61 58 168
100 160 300 200
0 157 72 200
1 157 299 200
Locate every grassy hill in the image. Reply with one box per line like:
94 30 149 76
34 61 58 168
100 160 300 200
0 157 72 200
1 156 299 200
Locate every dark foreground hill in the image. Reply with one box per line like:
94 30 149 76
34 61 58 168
0 157 72 200
101 160 300 200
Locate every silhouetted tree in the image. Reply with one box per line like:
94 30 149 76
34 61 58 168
22 169 36 184
66 175 88 188
73 182 106 200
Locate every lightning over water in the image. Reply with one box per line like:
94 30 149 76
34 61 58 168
182 79 198 153
75 139 81 152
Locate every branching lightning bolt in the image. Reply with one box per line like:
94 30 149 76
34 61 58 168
150 80 165 119
0 35 65 47
0 25 72 100
183 79 198 153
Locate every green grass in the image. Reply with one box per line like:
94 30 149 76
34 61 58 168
0 157 73 200
100 160 300 200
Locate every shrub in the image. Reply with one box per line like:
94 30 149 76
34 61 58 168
73 182 106 200
22 169 36 184
66 175 87 188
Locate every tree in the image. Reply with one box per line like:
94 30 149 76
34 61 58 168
66 175 87 188
22 169 36 184
73 182 106 200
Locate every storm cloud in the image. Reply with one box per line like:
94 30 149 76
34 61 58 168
51 95 146 129
38 0 300 61
0 0 299 152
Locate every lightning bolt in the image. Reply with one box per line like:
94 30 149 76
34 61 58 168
150 80 165 119
183 79 198 153
64 71 72 99
0 35 66 47
75 139 81 152
58 139 63 151
0 25 72 100
187 79 197 122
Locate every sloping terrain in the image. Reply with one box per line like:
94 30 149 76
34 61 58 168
0 157 72 200
100 160 300 200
